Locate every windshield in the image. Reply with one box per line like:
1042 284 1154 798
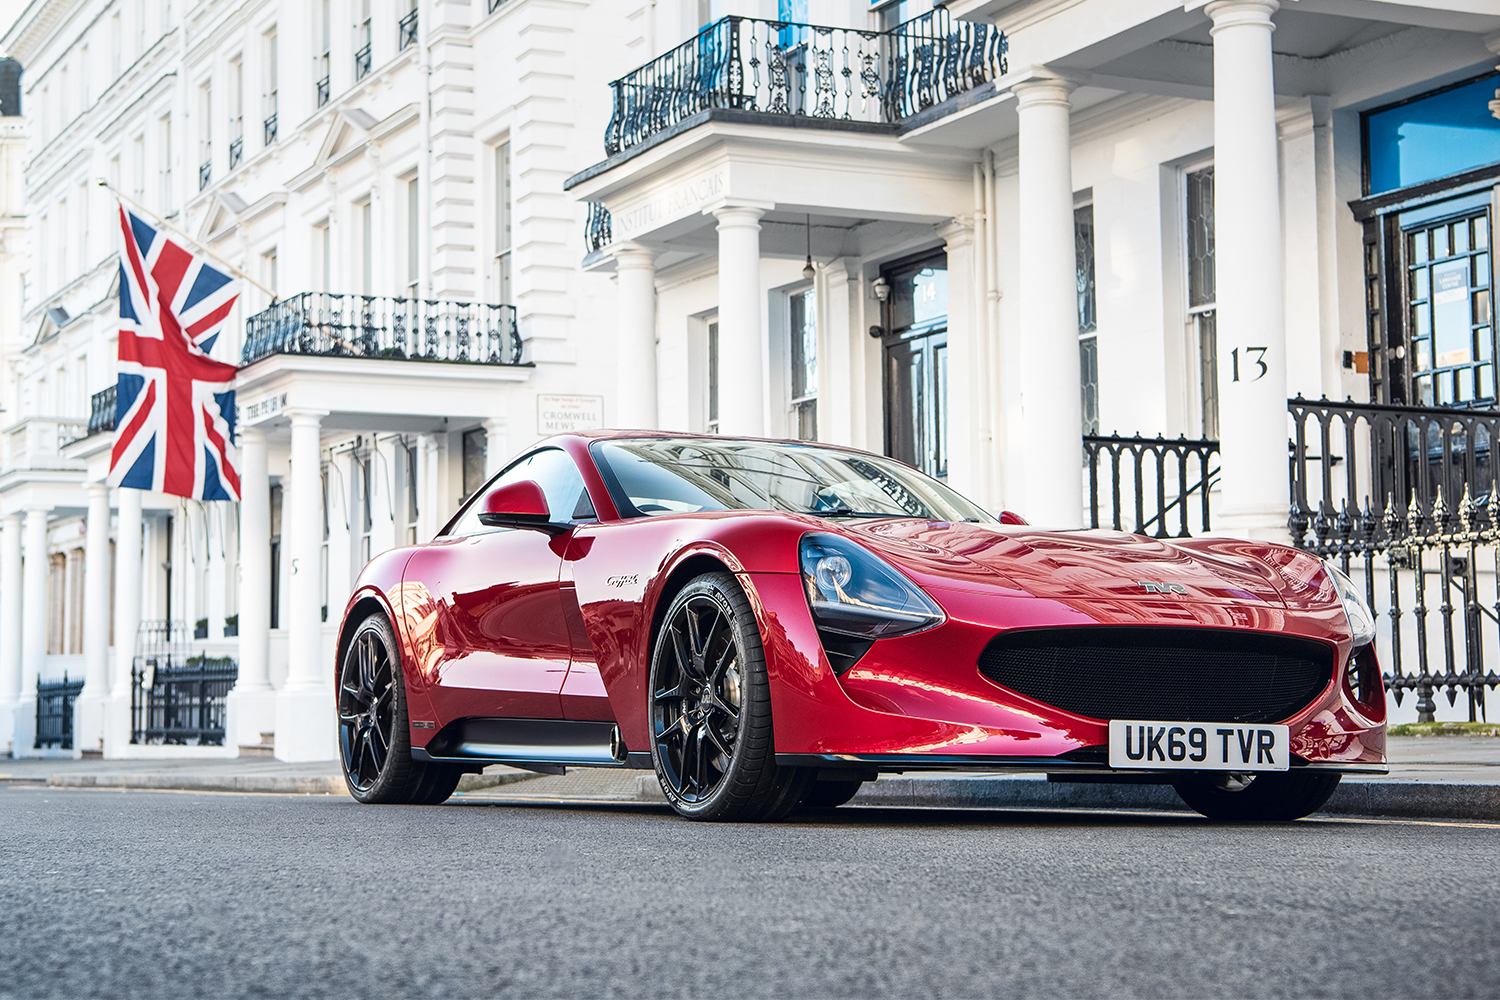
591 438 993 522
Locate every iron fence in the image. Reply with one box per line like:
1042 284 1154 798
35 674 83 750
88 384 116 436
131 620 237 746
585 202 612 254
603 9 1006 155
1084 434 1220 539
242 292 524 367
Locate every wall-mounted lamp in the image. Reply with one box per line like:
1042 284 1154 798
802 214 816 280
871 276 890 302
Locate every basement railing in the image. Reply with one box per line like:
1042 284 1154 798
242 292 524 367
1084 433 1220 539
603 9 1007 155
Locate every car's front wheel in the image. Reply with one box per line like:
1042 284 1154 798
1172 770 1341 821
338 612 462 805
649 572 811 821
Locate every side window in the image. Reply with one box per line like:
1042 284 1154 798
446 448 596 537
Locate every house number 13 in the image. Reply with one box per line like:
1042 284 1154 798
1231 347 1269 382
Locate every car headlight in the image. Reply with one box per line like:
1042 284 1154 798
799 533 944 638
1324 560 1377 648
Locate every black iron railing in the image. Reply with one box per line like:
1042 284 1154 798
399 9 418 50
317 75 331 107
229 137 243 170
264 112 278 145
603 9 1006 155
89 384 117 436
1084 434 1220 539
355 43 372 81
198 159 211 191
488 0 507 11
35 674 83 749
585 202 612 253
130 619 236 745
243 292 524 367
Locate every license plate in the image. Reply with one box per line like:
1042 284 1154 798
1107 720 1290 771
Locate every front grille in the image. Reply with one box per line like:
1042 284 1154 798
977 627 1333 724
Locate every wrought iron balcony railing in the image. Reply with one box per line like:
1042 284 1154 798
1084 433 1220 539
399 9 418 51
355 43 373 81
242 292 524 368
229 137 243 170
198 159 211 191
585 202 612 254
317 75 331 107
264 112 278 145
603 10 1006 156
89 384 117 436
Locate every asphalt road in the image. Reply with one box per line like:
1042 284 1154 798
1 787 1496 999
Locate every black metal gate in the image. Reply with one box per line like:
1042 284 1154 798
35 675 83 750
130 620 237 745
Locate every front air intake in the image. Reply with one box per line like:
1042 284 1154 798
976 627 1333 724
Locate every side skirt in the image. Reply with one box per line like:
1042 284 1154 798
414 717 654 773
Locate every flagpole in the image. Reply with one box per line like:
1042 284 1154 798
96 178 279 302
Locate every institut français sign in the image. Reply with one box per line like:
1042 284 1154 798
613 169 727 241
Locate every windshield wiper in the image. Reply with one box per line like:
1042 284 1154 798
814 505 906 519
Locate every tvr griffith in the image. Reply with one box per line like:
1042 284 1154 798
335 432 1386 821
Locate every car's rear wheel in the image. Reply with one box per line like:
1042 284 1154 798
800 779 864 809
338 612 461 805
1172 770 1341 821
649 572 812 821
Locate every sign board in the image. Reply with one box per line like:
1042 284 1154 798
538 394 605 434
239 392 288 425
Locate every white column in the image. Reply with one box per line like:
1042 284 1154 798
714 206 767 436
1013 77 1083 528
275 409 334 761
226 426 274 750
483 417 508 478
941 218 983 504
1208 0 1289 539
12 506 49 756
75 482 112 752
0 513 21 754
105 488 142 756
614 242 659 429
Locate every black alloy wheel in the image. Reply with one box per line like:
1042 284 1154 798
338 612 462 804
1172 770 1342 821
649 572 811 821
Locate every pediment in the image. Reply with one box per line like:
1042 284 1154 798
312 108 380 171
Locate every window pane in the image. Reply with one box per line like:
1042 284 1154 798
1075 204 1096 333
1364 74 1500 195
1079 335 1099 436
1186 167 1215 307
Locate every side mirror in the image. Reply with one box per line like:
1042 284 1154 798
998 510 1028 525
478 481 559 532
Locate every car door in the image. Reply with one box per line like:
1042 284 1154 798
401 447 598 724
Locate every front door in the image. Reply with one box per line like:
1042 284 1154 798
882 252 949 479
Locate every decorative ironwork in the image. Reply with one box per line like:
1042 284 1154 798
399 9 418 51
317 75 331 107
585 202 612 254
228 137 243 170
198 159 211 191
131 620 236 746
243 292 524 368
602 10 1007 156
355 43 372 81
35 674 83 749
88 384 116 436
1084 433 1220 539
264 112 278 145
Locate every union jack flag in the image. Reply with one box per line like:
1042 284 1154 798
109 205 242 501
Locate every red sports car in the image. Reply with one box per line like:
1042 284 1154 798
335 432 1386 821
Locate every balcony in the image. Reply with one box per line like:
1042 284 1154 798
89 385 117 436
585 202 612 254
198 159 211 191
316 75 331 108
399 9 418 51
603 10 1006 156
242 292 523 368
264 112 278 146
2 416 88 472
355 43 373 82
229 136 243 170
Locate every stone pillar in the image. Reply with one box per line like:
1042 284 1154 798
76 483 112 752
1208 0 1289 540
226 426 274 750
12 507 49 756
614 243 659 429
0 513 21 754
714 206 767 436
1013 77 1082 528
275 409 334 761
940 218 983 504
105 488 142 756
483 417 507 479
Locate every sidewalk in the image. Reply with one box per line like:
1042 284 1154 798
2 736 1496 820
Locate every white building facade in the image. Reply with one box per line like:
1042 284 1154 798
1 0 1499 760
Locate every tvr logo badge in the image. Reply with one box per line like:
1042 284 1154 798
1137 580 1187 595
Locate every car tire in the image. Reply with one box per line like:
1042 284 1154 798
1172 770 1342 821
338 611 457 805
649 571 812 821
800 779 864 809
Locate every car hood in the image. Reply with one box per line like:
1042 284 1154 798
834 519 1331 611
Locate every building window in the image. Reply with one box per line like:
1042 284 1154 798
401 441 420 545
131 135 145 202
406 175 420 297
788 287 817 440
354 0 372 81
228 56 243 169
495 141 512 303
707 320 720 433
1405 213 1493 407
262 247 277 303
157 114 172 212
360 452 373 564
263 28 278 146
197 82 211 190
462 427 487 501
316 221 331 292
47 553 66 655
316 0 331 106
360 199 373 295
1364 73 1500 197
399 0 418 51
1186 165 1217 440
1075 202 1098 436
269 483 281 629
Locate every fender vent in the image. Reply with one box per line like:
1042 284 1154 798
977 627 1333 724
